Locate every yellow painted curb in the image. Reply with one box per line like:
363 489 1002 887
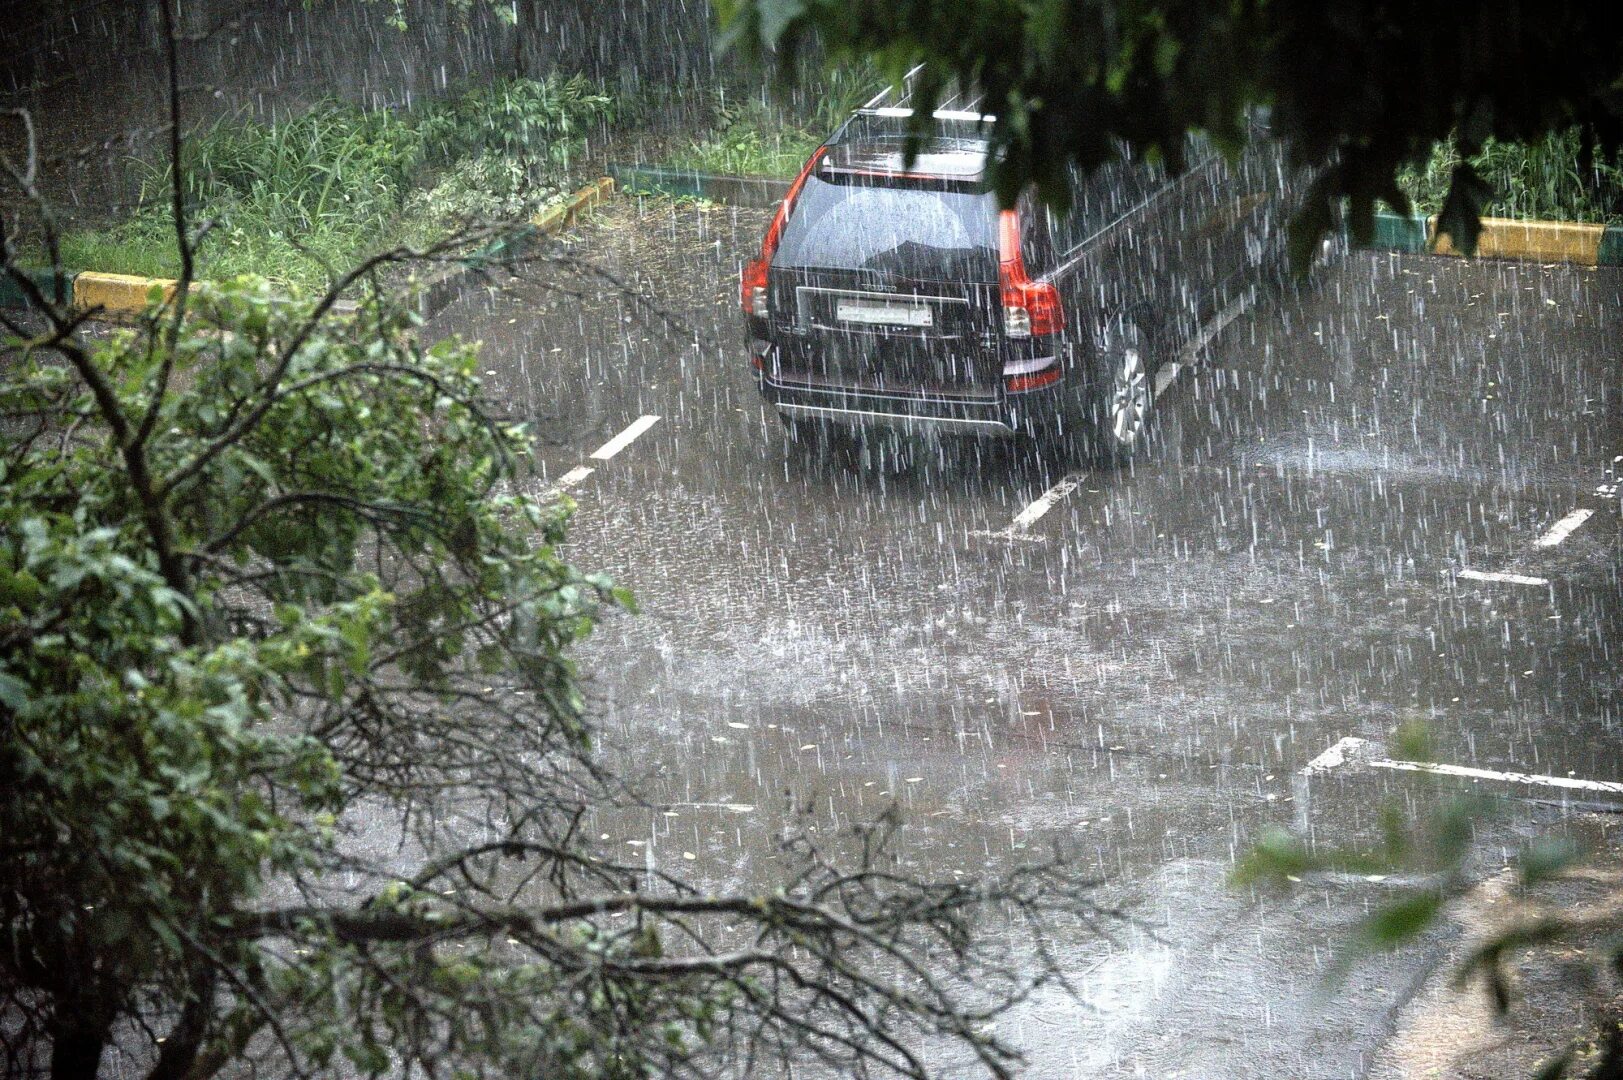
73 271 198 316
1430 216 1605 265
69 178 616 321
532 176 615 234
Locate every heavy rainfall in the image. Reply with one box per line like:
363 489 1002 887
1 3 1620 1080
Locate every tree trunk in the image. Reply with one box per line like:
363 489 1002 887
48 1014 109 1080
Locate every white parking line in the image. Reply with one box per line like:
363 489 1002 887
1152 361 1182 397
1533 507 1595 548
1153 288 1258 397
1372 757 1623 794
590 414 662 461
1456 569 1550 587
1299 736 1623 795
1010 474 1085 532
549 465 596 494
1301 736 1368 775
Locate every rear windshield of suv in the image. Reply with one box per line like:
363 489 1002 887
772 175 999 283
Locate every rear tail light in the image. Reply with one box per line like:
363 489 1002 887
741 260 769 316
1004 367 1061 393
998 209 1065 338
742 147 828 317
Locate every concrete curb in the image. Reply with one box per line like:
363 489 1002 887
413 176 615 321
1366 210 1623 266
0 177 616 322
608 163 790 209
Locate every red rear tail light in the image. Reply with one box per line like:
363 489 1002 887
998 209 1064 338
741 257 769 315
742 147 828 316
1004 367 1062 393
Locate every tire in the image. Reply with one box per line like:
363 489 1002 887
1080 316 1158 466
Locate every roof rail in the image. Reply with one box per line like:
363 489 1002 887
857 65 984 118
861 63 925 110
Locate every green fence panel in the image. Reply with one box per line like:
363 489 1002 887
1597 226 1623 267
1369 213 1429 253
0 268 76 310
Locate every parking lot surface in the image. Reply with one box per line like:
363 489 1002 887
429 198 1623 1078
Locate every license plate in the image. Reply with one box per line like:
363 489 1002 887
835 300 933 328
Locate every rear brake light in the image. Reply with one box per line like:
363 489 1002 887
1005 367 1062 393
741 259 769 315
742 147 828 316
998 209 1064 338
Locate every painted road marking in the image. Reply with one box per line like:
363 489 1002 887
590 414 662 461
1456 569 1550 587
971 473 1088 543
549 465 596 495
1533 507 1595 548
1152 361 1182 397
1301 736 1368 775
1372 758 1623 794
1011 474 1086 531
1154 288 1259 396
1300 736 1623 795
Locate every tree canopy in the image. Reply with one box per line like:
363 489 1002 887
719 0 1623 259
0 7 1105 1077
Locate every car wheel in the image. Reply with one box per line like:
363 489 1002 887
1084 317 1157 465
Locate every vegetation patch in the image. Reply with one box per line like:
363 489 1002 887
663 65 883 178
1399 128 1623 225
46 74 615 288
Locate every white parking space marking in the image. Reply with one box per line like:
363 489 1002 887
1300 735 1623 795
549 465 596 494
1010 474 1086 532
1154 287 1259 396
1533 507 1595 548
1301 736 1368 775
590 414 662 461
1153 361 1182 397
972 473 1091 543
1370 758 1623 795
1456 569 1550 587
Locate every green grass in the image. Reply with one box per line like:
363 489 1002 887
40 74 615 291
666 63 885 179
665 123 824 178
1399 128 1623 225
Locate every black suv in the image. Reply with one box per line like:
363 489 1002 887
742 96 1302 461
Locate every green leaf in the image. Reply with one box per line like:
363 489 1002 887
1519 837 1580 886
1392 719 1433 762
1532 1049 1573 1080
1429 795 1479 866
0 671 28 711
1355 892 1442 952
1231 825 1313 887
475 643 505 674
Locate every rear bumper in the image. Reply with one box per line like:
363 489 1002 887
755 360 1066 438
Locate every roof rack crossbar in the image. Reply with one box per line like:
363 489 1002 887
856 66 987 119
861 63 925 111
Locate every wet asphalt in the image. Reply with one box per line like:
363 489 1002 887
428 197 1623 1078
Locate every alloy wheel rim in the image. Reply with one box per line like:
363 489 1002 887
1109 347 1148 444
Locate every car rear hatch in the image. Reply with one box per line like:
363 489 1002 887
766 133 1004 399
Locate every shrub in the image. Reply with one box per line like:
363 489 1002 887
1400 128 1623 224
416 74 616 170
669 63 885 178
51 74 615 289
